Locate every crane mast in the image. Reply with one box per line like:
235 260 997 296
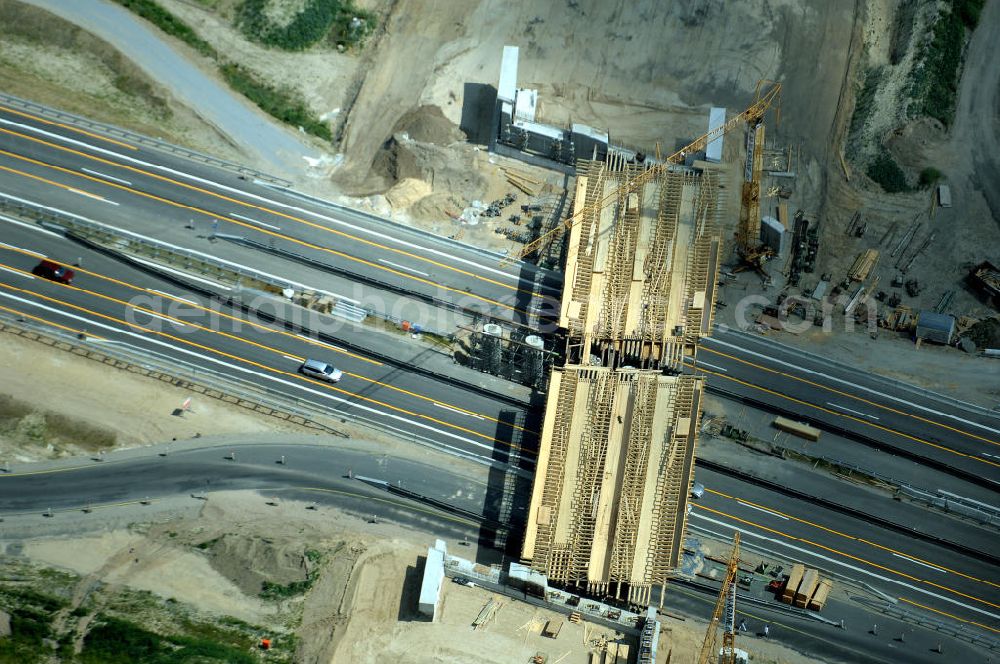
697 533 741 664
501 83 781 265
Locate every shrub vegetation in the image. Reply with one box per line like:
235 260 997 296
237 0 375 50
867 152 912 193
220 63 333 141
113 0 216 57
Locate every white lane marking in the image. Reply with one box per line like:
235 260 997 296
827 402 880 420
81 167 132 186
0 117 525 284
127 256 231 290
0 265 33 279
695 360 728 373
378 258 430 277
149 289 197 305
737 501 788 520
0 290 504 458
690 511 1000 621
283 355 301 362
0 192 363 305
0 241 44 258
0 214 62 238
893 553 947 573
435 402 484 420
68 187 117 206
983 452 999 459
229 212 281 231
705 336 1000 435
295 334 348 353
132 309 188 328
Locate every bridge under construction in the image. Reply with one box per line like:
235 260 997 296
521 153 725 606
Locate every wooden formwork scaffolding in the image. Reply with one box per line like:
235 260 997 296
559 159 723 369
522 367 706 604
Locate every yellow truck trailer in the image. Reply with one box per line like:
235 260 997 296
773 416 822 441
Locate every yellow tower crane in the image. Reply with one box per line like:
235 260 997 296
737 80 782 269
501 83 781 265
697 532 742 664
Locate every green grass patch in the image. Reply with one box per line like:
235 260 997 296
220 63 332 140
112 0 216 57
919 166 942 187
236 0 375 51
0 607 53 663
260 577 314 600
867 152 912 193
81 615 257 664
909 0 983 126
847 66 883 155
956 0 986 27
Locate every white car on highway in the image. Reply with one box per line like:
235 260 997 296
299 358 343 383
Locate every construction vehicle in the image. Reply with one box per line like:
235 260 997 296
502 82 781 264
698 533 748 664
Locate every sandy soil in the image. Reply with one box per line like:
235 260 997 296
0 331 293 462
8 490 820 664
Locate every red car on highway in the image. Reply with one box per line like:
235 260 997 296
32 260 75 284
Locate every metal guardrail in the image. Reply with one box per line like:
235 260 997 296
898 485 1000 528
0 92 291 187
0 195 366 325
854 596 1000 652
0 312 346 435
0 310 530 477
705 383 993 489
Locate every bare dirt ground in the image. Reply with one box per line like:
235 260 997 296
0 331 293 462
9 490 819 664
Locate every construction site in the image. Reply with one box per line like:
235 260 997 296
1 1 998 664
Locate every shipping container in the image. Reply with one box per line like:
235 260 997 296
794 568 820 608
781 564 805 603
808 578 833 611
937 184 952 208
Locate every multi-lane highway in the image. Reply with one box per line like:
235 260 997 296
689 327 1000 487
2 96 999 658
0 101 562 326
0 223 539 470
689 465 1000 636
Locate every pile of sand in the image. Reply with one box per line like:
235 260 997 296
392 105 466 145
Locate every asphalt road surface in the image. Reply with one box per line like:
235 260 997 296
2 441 995 663
0 103 562 327
688 328 1000 487
0 223 540 471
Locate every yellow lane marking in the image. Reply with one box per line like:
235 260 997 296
0 257 532 435
0 151 523 315
0 302 104 339
700 346 1000 447
0 104 138 150
0 127 534 297
705 488 1000 590
898 596 1000 635
693 365 1000 471
0 279 527 451
0 237 378 366
694 503 1000 611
